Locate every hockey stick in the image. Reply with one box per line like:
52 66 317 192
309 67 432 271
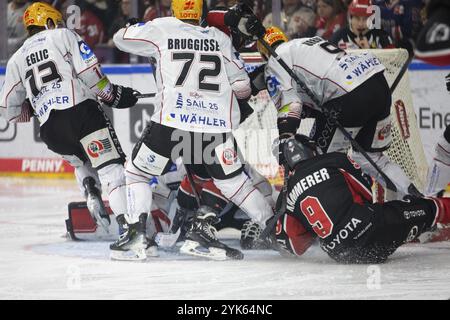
135 93 156 99
259 165 289 240
153 165 202 248
256 38 398 193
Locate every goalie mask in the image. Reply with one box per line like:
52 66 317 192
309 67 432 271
257 26 288 60
172 0 203 22
283 134 319 170
23 2 64 29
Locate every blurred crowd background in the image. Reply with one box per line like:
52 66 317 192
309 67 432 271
6 0 427 63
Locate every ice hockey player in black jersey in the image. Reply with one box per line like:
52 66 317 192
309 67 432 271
330 0 394 50
274 134 450 264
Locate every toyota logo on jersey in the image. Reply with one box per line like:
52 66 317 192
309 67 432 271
87 138 112 158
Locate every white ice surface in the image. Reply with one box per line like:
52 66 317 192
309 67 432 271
1 177 450 300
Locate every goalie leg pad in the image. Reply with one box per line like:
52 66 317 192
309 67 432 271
213 172 273 227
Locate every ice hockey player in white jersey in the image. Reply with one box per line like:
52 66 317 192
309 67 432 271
0 3 138 233
231 13 416 199
111 0 274 260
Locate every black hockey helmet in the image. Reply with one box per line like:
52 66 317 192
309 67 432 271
283 134 318 170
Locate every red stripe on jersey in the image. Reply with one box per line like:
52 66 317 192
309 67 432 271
284 214 315 256
339 169 372 205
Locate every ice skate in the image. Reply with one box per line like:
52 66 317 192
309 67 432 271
180 206 243 260
83 176 110 232
110 213 148 261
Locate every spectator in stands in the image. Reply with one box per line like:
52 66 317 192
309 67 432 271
7 0 30 58
331 0 395 49
74 0 106 49
373 0 424 51
143 0 172 22
287 4 317 38
315 0 347 40
262 0 304 33
107 0 131 63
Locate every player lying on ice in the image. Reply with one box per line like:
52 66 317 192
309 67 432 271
0 2 139 234
272 134 450 264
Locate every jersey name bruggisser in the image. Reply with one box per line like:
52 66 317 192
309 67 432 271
113 17 249 133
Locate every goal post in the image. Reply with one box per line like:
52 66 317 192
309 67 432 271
235 49 428 194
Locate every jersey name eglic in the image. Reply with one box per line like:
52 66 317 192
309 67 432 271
167 38 220 52
26 49 49 66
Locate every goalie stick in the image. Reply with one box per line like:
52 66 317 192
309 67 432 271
135 93 156 99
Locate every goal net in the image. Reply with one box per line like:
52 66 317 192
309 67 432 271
234 49 428 193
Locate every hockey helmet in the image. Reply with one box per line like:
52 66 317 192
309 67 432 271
172 0 203 22
257 26 288 60
23 2 64 29
283 134 318 170
348 0 372 17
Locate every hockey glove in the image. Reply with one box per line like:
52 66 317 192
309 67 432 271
272 134 293 166
104 85 139 109
239 15 266 40
446 73 450 92
248 64 266 95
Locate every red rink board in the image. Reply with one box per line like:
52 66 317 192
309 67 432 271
0 158 74 177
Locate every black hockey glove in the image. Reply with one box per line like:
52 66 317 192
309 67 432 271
224 3 255 28
242 15 266 40
248 64 266 95
272 134 293 166
125 17 141 28
104 85 139 109
223 6 242 28
446 73 450 92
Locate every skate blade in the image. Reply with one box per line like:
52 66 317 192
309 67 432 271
110 248 147 261
179 240 227 261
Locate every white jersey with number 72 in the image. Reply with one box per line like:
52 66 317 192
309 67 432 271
114 17 249 133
